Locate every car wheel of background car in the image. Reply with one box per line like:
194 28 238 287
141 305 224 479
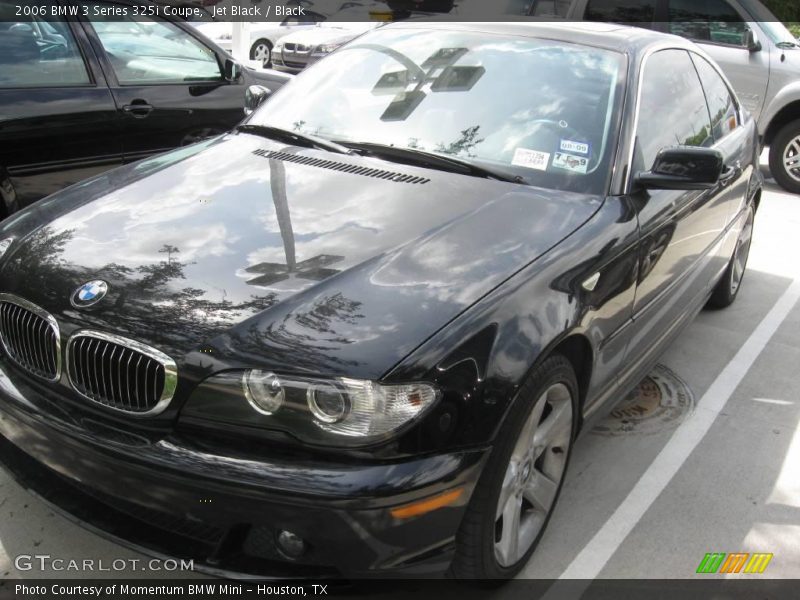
180 128 225 146
768 119 800 194
707 203 755 309
450 355 578 580
250 39 273 68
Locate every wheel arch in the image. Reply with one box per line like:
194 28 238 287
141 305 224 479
547 333 593 423
763 100 800 148
491 329 595 443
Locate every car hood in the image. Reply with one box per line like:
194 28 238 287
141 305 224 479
0 133 602 380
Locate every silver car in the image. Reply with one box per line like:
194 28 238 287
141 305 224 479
529 0 800 194
272 21 381 73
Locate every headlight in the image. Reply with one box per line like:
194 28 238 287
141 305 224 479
0 238 12 260
313 42 344 55
307 383 348 424
183 370 439 447
243 370 285 415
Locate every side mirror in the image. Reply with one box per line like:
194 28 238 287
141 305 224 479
744 27 762 52
244 85 272 115
224 58 242 82
635 147 724 191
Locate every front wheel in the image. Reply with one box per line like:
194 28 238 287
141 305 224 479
769 119 800 194
250 39 272 68
450 355 578 580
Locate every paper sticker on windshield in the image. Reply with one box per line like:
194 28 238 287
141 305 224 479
553 152 589 174
512 148 550 171
560 139 591 156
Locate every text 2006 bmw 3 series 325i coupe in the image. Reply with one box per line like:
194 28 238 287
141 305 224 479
0 22 760 580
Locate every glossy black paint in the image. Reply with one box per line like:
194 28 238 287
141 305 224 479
0 23 762 576
0 0 290 215
636 146 726 190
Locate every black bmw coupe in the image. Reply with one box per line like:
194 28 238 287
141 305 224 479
0 22 760 580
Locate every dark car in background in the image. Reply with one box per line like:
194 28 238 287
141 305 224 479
0 22 760 579
0 0 291 217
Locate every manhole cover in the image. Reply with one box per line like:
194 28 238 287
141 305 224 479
592 364 695 436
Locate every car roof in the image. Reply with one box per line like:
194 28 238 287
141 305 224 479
384 20 694 55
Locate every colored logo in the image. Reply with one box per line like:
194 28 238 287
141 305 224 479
71 280 108 308
696 552 773 574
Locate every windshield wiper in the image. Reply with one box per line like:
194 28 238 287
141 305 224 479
336 141 524 184
236 124 352 155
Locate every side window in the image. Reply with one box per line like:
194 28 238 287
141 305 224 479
586 0 657 23
0 8 90 88
84 3 222 85
691 54 740 142
529 0 573 17
635 50 713 170
668 0 748 47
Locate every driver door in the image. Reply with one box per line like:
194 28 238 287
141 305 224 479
78 1 245 162
622 49 733 376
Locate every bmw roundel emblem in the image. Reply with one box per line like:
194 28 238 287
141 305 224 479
71 280 109 308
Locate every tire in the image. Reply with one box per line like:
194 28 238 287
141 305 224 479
768 119 800 194
707 203 755 309
250 39 272 68
450 355 578 581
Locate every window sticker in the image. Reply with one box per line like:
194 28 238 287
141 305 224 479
560 139 591 156
512 148 550 171
552 152 589 174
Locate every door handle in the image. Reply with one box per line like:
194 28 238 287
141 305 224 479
122 100 153 118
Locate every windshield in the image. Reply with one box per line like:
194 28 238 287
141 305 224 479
755 21 796 46
250 27 625 195
741 2 795 44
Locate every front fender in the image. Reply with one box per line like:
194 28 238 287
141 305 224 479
387 196 640 454
760 79 800 137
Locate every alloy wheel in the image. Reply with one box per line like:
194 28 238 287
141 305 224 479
253 42 272 67
781 136 800 183
730 208 754 296
494 383 573 567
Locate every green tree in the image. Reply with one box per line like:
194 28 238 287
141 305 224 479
763 0 800 23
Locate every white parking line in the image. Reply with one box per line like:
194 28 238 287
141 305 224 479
558 279 800 579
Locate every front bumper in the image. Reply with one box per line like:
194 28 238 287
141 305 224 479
271 53 322 74
0 359 488 578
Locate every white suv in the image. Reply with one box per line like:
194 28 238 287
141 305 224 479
529 0 800 193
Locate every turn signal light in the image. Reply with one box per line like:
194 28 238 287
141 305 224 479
390 488 464 520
